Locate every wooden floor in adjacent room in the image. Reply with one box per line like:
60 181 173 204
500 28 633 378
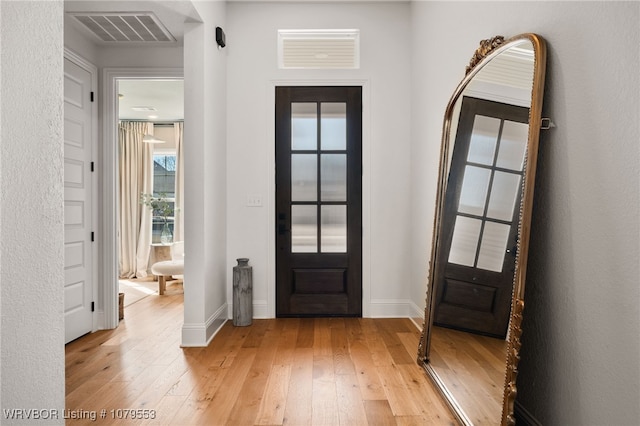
65 291 456 425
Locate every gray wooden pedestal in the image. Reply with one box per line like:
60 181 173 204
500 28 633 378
232 258 253 326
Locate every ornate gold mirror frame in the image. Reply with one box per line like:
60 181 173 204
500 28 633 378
417 33 547 425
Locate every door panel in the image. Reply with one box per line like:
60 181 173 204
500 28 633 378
276 86 362 317
434 97 529 338
64 57 94 343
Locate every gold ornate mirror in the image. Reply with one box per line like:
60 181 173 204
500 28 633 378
417 33 547 425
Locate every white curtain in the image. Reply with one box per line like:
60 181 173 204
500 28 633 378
118 121 154 278
173 122 184 242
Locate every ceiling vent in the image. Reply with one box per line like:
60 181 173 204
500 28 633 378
278 30 360 69
475 45 535 90
69 12 176 43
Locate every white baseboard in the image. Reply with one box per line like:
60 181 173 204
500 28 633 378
181 303 228 347
252 300 270 319
226 300 270 319
409 301 425 320
93 309 105 332
368 299 413 317
223 299 425 320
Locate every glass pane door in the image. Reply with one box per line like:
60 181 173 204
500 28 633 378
291 101 348 253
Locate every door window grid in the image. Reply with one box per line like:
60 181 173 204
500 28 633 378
152 153 176 244
291 102 348 253
448 115 525 272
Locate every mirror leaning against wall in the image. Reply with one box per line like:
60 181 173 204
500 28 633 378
417 34 547 425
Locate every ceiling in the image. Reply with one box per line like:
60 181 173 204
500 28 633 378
64 1 200 45
66 0 523 122
118 79 184 121
64 2 190 121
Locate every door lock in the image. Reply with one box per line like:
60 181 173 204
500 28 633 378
278 223 290 235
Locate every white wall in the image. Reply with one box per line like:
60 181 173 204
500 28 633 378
96 46 184 69
0 1 65 423
410 1 640 423
226 1 413 318
64 13 100 65
64 8 184 328
64 0 227 348
182 0 228 346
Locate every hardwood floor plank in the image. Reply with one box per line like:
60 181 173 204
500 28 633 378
282 347 313 426
255 364 292 425
360 319 396 367
397 332 421 362
395 415 436 426
65 293 457 426
396 364 458 425
363 400 396 426
331 322 356 375
167 365 228 425
241 319 270 348
374 320 416 366
226 323 282 425
313 318 332 357
273 318 300 366
191 347 258 425
348 340 387 401
126 351 190 412
377 365 421 416
165 352 206 397
142 395 187 425
335 373 368 425
429 326 505 425
213 323 253 368
311 355 339 426
296 318 315 348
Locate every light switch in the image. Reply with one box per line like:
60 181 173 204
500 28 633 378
247 195 263 207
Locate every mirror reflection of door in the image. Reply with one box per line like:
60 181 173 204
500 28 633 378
434 96 529 338
275 86 362 316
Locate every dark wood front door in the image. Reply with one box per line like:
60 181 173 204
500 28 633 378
275 86 362 317
434 97 530 338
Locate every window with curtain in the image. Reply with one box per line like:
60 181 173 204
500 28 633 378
118 121 183 278
152 153 176 243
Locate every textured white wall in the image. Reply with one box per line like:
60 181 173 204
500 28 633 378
410 1 640 423
0 1 65 423
226 1 412 318
182 0 228 346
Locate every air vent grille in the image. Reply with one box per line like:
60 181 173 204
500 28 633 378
69 12 175 43
475 46 535 90
278 30 360 69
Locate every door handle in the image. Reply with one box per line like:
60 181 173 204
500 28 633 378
278 224 290 235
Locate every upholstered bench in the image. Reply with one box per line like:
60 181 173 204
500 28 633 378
151 241 184 295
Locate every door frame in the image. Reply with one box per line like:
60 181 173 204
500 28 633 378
102 67 183 329
266 79 371 318
64 47 99 334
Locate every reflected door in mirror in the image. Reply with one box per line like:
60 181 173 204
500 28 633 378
434 97 529 338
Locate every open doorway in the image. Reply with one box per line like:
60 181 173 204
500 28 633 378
116 78 185 317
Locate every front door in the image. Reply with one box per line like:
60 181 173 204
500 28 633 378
434 97 530 338
64 56 95 343
275 86 362 316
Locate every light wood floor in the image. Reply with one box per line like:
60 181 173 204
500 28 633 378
429 326 508 425
65 292 456 425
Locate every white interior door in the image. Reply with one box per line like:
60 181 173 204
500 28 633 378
64 56 94 343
